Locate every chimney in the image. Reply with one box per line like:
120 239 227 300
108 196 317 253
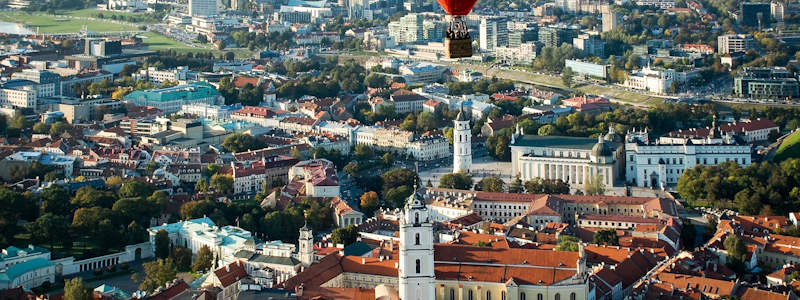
225 264 230 272
361 257 366 264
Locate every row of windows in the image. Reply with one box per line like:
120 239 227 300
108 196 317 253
449 289 577 300
563 206 642 213
475 204 527 210
640 157 747 165
579 220 631 227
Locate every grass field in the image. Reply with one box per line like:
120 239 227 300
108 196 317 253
0 11 137 33
139 32 193 51
775 130 800 162
63 9 161 24
139 32 254 58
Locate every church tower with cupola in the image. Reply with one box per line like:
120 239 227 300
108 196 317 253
398 187 435 300
298 223 314 267
453 104 472 173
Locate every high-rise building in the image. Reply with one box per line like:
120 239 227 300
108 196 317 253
388 13 424 44
772 1 785 22
423 20 446 42
538 26 577 48
508 28 537 47
717 34 756 54
347 0 368 19
602 9 621 32
479 16 508 50
453 105 471 174
740 2 771 28
189 0 218 16
573 33 605 57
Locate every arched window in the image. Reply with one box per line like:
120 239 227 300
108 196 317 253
468 290 474 300
520 292 526 300
537 294 543 300
415 259 421 273
501 291 506 300
486 291 492 300
554 293 560 300
415 233 420 245
415 212 419 224
569 293 576 300
450 288 455 300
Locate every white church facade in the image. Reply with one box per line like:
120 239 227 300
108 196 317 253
510 127 624 187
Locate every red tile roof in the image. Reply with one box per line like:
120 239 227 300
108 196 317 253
213 261 248 287
736 288 791 300
148 280 190 300
299 287 376 300
669 118 778 138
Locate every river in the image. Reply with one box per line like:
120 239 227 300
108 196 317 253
0 21 34 35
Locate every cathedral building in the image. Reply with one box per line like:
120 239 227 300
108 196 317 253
510 127 624 188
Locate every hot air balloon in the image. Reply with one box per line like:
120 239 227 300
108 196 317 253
437 0 477 58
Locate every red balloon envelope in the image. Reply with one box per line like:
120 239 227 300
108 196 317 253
437 0 478 16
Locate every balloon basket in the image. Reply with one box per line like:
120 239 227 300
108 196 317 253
444 37 472 59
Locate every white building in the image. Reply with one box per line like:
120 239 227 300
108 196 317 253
288 159 340 198
332 197 365 228
0 245 50 270
510 127 623 188
6 152 77 178
0 84 37 111
624 125 752 188
427 197 472 222
0 258 54 290
493 43 537 64
133 66 191 85
634 0 675 8
148 217 254 264
384 90 428 114
407 136 450 161
479 16 508 51
106 0 146 11
398 190 436 300
624 67 699 95
453 105 472 173
717 34 756 55
278 0 333 23
179 103 242 120
399 63 448 85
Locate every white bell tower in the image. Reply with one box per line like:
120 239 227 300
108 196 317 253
453 103 472 174
298 223 314 267
398 187 435 300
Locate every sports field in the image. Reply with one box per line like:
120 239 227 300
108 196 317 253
0 11 137 33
